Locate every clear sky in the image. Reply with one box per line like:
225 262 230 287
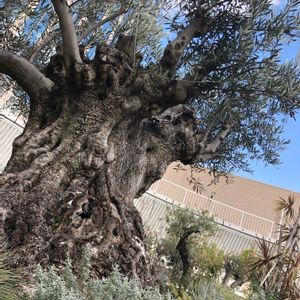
236 114 300 192
236 0 300 193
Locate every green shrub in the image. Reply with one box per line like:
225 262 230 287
31 248 172 300
168 279 243 300
191 242 225 281
158 207 217 281
248 278 280 300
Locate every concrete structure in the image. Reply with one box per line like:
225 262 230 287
162 163 299 224
145 163 300 240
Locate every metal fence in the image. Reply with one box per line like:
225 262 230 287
148 178 279 241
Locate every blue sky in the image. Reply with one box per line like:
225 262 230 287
237 113 300 192
236 0 300 192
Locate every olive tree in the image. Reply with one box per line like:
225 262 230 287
0 0 299 282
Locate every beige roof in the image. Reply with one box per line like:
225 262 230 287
161 162 300 223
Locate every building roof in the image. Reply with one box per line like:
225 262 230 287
162 162 300 223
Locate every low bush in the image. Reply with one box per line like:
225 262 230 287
31 248 172 300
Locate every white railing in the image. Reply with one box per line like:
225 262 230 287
148 178 279 241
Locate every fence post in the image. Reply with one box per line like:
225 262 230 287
154 179 161 193
210 200 216 215
268 222 274 240
239 211 245 228
182 190 188 206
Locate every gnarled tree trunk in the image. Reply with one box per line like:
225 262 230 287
0 44 203 282
0 1 228 282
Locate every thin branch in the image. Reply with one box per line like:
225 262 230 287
202 99 230 142
202 122 232 155
0 50 54 98
29 31 57 63
78 7 127 42
160 17 210 75
29 4 83 64
52 0 82 69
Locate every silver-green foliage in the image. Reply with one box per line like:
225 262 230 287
0 0 165 115
159 207 217 271
32 249 172 300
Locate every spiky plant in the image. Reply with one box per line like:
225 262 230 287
250 239 279 276
249 195 300 298
0 246 22 300
187 280 242 300
276 195 296 221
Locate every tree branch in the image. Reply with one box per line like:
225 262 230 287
0 50 54 98
202 100 230 143
29 7 125 64
160 17 210 76
202 122 232 155
78 7 126 42
29 31 57 63
52 0 82 70
30 2 86 64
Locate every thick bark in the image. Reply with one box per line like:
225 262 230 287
0 40 209 282
0 0 236 282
